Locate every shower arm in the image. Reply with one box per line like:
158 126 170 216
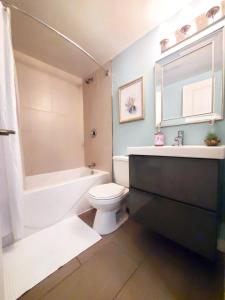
1 0 109 76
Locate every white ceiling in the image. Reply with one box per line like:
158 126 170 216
10 0 191 78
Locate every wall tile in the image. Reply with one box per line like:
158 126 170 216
83 63 112 175
17 62 52 112
16 52 84 176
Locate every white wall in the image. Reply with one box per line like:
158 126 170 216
15 51 85 176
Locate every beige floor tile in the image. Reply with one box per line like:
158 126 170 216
79 209 96 227
78 235 113 264
18 213 224 300
111 228 147 264
120 218 143 240
187 254 224 300
116 260 175 300
42 242 138 300
116 231 223 300
79 211 146 265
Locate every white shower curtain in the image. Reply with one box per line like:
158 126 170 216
0 3 24 240
0 235 4 300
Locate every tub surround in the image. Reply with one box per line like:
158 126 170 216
15 51 84 176
83 63 112 176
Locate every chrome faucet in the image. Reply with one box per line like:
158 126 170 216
173 130 184 146
88 162 96 168
88 162 96 175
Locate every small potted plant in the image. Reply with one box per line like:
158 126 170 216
204 132 221 146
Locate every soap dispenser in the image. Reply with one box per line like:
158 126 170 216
154 126 165 146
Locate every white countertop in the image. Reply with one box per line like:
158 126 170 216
127 145 225 159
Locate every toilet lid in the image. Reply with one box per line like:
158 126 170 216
88 183 125 200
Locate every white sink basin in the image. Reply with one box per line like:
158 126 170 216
127 145 225 159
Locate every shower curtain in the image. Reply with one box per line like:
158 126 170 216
0 236 4 300
0 2 24 241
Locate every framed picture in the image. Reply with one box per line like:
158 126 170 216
119 77 144 123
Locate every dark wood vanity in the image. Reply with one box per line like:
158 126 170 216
127 154 225 259
126 23 225 261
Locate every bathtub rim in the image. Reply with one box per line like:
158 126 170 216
24 169 110 193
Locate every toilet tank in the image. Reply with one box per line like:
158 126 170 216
113 156 129 187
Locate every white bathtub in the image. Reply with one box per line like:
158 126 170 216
23 168 110 229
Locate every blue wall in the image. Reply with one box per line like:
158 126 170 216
112 27 225 155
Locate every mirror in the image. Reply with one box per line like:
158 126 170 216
155 27 224 127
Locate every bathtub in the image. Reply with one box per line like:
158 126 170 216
23 168 110 229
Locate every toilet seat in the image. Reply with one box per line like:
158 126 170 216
88 183 125 200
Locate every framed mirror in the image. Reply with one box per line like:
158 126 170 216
155 26 224 127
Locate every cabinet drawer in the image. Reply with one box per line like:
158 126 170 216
129 155 219 211
127 188 218 259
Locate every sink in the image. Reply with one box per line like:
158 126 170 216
127 145 225 159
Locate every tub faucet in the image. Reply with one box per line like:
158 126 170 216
88 162 96 168
173 130 184 146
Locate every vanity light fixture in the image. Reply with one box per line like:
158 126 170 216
221 0 225 16
159 2 224 53
206 6 220 21
180 24 191 35
160 38 169 52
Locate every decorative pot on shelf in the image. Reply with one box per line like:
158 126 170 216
204 133 220 146
204 139 220 146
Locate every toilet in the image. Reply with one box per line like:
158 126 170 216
87 156 129 235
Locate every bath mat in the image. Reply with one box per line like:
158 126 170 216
3 216 101 300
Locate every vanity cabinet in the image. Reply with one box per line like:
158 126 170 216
127 155 224 259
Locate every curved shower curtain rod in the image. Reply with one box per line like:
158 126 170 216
1 0 109 77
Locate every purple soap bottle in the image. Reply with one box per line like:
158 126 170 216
154 126 165 146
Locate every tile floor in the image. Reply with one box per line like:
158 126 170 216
19 209 224 300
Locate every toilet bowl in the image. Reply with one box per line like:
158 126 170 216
88 183 129 235
87 156 129 235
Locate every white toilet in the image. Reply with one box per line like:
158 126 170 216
87 156 129 235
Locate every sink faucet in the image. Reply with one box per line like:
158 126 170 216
173 130 184 146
